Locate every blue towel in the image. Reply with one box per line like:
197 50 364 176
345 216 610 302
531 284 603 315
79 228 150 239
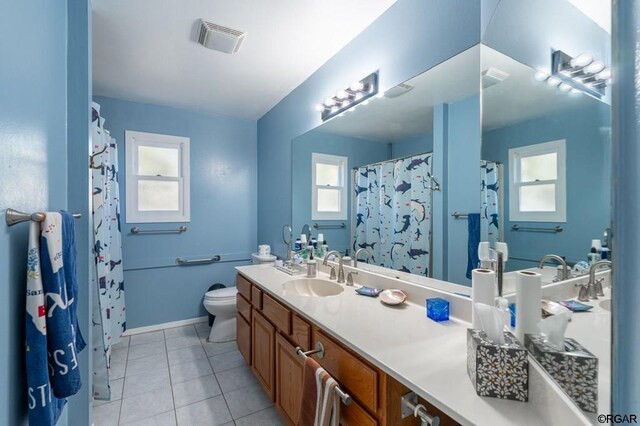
26 221 66 426
40 212 86 398
466 213 481 280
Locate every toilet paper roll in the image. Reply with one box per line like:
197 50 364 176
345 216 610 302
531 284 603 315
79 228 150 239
258 244 271 255
515 270 542 343
472 268 496 329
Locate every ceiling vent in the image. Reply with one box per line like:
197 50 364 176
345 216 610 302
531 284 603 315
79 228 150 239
482 67 510 89
384 83 414 98
197 19 246 54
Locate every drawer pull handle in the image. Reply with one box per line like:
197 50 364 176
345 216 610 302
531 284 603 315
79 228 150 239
295 342 352 406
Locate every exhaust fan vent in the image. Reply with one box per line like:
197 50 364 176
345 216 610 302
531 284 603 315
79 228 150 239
197 19 246 54
384 83 414 98
482 67 510 88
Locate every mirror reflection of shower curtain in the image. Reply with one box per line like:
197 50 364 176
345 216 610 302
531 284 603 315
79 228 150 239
352 153 433 276
481 160 502 244
91 103 126 400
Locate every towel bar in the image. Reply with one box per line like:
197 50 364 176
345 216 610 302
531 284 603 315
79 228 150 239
131 226 187 234
511 224 563 233
295 342 352 405
313 223 346 230
451 211 469 219
6 208 81 227
175 255 221 266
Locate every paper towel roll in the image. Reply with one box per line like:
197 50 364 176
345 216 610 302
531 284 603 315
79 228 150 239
472 268 496 329
515 270 542 343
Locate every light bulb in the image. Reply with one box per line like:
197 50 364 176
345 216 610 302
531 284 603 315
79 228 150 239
584 60 605 74
596 68 611 81
315 104 325 112
350 81 364 91
559 83 572 92
570 88 581 95
547 76 561 87
335 90 348 100
534 70 549 81
570 53 593 68
324 97 336 107
354 92 364 101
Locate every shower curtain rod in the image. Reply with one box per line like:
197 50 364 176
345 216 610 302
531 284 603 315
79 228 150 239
352 151 434 170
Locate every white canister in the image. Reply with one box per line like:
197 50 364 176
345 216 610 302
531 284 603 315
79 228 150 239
258 244 271 256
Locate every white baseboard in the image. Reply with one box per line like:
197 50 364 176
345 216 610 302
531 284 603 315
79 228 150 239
123 316 208 336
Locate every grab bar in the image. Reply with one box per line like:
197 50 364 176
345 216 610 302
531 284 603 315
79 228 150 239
295 342 351 405
131 226 187 235
451 211 469 219
6 208 81 227
175 255 221 266
511 224 563 233
313 223 346 229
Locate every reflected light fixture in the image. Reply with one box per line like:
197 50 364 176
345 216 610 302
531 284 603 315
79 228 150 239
550 50 611 99
315 72 378 121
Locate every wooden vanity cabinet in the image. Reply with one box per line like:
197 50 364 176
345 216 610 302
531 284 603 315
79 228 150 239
252 309 276 401
275 333 304 424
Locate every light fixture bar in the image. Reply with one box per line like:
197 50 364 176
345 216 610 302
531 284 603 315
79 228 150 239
317 72 378 121
551 50 609 99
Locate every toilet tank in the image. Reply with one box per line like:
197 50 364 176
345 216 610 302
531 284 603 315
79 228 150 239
251 253 277 264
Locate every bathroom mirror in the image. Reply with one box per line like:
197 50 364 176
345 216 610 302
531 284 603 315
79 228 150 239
481 0 612 417
291 45 481 287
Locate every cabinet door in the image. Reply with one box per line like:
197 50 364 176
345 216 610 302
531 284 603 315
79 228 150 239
236 312 251 365
275 333 304 424
252 310 275 401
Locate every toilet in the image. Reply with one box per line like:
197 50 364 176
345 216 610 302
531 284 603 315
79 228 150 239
203 287 238 343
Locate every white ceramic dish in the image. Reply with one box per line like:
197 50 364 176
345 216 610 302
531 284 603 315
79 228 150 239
380 289 406 305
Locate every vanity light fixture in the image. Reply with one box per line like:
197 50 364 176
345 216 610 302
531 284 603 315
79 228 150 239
549 50 611 99
315 72 379 121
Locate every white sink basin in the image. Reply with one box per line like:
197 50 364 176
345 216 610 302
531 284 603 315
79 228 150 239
283 278 344 297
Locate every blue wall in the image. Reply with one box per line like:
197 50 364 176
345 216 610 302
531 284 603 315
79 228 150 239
292 131 390 253
257 0 481 259
93 97 257 328
391 131 434 158
0 1 69 425
482 102 611 268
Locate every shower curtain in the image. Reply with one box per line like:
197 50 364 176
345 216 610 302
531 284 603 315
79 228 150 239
91 103 126 400
352 153 433 276
481 160 501 245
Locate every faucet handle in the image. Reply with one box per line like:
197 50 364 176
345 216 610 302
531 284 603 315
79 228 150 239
595 278 605 297
329 266 336 280
346 271 358 286
577 284 590 302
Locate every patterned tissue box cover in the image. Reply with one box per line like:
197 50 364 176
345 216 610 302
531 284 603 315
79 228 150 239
525 334 598 413
467 329 529 402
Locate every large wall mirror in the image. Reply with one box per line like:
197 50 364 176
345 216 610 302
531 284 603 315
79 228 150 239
292 45 481 289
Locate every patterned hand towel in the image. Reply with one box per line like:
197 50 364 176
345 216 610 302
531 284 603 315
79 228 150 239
297 357 340 426
26 221 66 426
40 212 86 398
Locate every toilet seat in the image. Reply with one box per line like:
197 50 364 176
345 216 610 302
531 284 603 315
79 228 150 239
204 287 238 301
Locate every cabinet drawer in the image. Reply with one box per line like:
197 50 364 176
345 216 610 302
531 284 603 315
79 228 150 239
263 293 291 334
236 294 251 323
251 285 263 310
314 330 379 413
292 314 311 351
236 313 251 365
236 274 252 300
342 398 378 426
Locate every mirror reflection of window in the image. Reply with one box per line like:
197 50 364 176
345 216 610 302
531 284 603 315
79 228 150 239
508 139 566 222
312 153 347 220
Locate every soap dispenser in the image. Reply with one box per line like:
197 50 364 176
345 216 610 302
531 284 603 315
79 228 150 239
306 250 317 278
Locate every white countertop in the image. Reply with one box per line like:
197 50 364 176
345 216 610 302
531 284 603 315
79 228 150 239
236 264 589 426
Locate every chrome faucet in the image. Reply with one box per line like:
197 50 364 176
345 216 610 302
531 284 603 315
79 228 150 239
323 250 345 283
538 254 570 281
586 260 611 300
354 248 372 268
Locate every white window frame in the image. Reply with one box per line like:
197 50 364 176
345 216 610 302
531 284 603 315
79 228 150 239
125 130 190 223
508 139 566 222
311 153 347 221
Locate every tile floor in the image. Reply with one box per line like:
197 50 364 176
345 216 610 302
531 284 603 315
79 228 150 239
93 322 285 426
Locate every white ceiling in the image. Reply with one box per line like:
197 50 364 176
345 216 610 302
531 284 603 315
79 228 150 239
92 0 397 120
566 0 611 33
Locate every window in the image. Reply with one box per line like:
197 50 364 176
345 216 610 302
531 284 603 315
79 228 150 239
125 130 190 223
312 153 347 220
509 140 566 222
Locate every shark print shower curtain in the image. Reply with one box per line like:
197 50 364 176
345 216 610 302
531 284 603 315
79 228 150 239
481 160 501 245
352 153 433 276
91 103 126 400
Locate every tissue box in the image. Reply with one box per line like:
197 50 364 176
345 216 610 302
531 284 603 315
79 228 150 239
426 298 449 322
525 335 598 413
467 329 529 402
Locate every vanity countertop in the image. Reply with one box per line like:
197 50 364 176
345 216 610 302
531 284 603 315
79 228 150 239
236 264 588 426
